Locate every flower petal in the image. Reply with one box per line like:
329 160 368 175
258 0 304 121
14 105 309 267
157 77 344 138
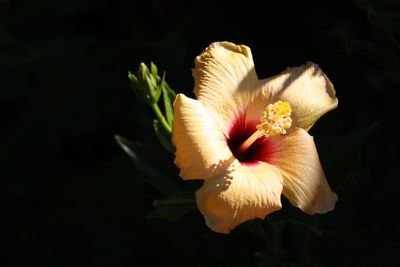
269 128 338 214
192 41 258 134
196 163 283 233
172 94 238 180
252 62 338 131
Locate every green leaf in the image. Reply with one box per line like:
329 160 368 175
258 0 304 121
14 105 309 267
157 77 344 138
357 0 400 11
114 133 137 159
149 62 163 103
361 46 400 74
349 39 400 74
160 74 176 126
115 135 196 222
114 134 177 194
147 196 196 221
201 249 255 267
153 119 175 153
128 71 150 105
368 11 400 49
268 200 322 236
327 31 400 75
372 11 400 35
150 61 158 77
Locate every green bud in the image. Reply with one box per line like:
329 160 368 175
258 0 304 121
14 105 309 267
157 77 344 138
128 62 162 105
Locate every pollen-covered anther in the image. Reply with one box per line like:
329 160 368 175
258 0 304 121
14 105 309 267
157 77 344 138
256 101 292 137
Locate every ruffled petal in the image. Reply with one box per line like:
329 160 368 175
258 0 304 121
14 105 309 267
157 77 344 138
269 128 338 214
172 94 238 180
251 62 338 131
192 41 258 135
196 163 283 233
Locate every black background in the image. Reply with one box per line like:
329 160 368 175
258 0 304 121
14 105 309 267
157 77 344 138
3 0 400 266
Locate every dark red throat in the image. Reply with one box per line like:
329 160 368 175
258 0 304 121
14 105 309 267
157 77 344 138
227 113 276 166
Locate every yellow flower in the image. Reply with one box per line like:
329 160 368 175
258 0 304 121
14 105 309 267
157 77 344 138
172 42 338 233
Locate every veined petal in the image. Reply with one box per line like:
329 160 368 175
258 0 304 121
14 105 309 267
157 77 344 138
192 42 258 135
172 94 238 180
196 163 283 233
269 128 337 214
252 62 338 131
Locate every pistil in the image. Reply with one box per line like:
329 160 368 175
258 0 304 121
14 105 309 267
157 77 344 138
235 130 262 156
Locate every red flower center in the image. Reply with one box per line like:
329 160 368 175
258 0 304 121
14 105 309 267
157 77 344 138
227 113 276 166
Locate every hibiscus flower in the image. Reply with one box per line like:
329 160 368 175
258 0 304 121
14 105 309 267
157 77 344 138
172 41 338 233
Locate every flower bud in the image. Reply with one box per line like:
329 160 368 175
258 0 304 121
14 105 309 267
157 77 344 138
128 62 162 105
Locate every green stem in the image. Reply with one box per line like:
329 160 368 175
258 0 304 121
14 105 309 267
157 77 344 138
153 199 195 207
151 103 172 133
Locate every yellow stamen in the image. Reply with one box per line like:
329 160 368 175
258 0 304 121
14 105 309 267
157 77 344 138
256 101 292 137
236 101 292 155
